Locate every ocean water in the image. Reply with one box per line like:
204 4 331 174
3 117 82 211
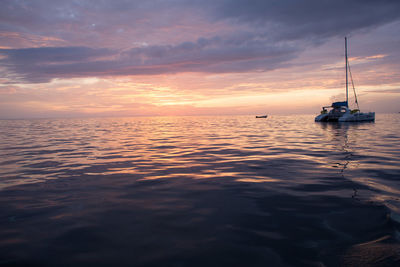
0 114 399 266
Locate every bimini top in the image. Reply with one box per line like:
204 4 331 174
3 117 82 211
331 101 348 108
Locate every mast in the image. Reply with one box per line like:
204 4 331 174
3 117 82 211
345 37 348 106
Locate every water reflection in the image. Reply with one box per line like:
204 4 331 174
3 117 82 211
0 115 399 266
317 121 400 216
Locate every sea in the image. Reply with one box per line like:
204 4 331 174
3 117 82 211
0 114 399 266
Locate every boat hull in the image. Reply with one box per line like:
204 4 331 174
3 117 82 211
315 111 375 122
315 114 328 122
338 112 375 122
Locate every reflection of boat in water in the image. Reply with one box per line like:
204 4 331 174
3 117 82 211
315 37 375 122
256 115 268 118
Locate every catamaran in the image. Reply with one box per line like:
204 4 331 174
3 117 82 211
315 37 375 122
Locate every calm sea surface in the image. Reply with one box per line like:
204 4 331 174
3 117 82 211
1 114 400 266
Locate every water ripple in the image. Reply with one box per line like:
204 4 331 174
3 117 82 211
0 115 399 266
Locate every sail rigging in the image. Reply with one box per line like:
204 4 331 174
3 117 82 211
347 60 360 111
314 37 375 122
345 37 360 111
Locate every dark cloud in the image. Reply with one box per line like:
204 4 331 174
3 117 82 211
216 0 400 40
1 47 114 63
1 0 400 83
0 47 117 82
0 36 299 83
2 1 400 43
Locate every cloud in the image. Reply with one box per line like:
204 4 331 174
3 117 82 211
0 36 299 83
1 46 114 63
0 0 211 48
1 0 400 83
215 0 400 40
2 1 400 46
0 85 19 94
0 47 117 82
365 88 400 94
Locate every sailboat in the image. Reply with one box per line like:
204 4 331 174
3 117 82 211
315 37 375 122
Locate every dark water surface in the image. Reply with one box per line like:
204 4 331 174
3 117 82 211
1 114 400 266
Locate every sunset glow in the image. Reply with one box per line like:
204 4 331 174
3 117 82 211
1 1 400 118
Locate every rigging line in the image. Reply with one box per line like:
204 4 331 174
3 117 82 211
347 59 360 111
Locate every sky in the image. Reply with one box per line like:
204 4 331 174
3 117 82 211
1 0 400 119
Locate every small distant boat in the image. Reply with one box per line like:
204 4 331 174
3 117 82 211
256 115 268 118
315 37 375 122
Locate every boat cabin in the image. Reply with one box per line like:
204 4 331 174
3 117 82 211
316 101 348 122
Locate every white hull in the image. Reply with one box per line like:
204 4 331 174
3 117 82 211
315 107 375 122
338 111 375 122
